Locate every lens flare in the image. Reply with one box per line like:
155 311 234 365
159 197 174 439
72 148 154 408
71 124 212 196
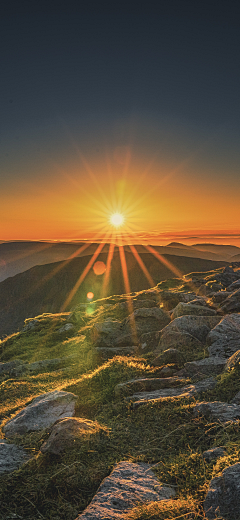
87 291 94 300
110 213 125 227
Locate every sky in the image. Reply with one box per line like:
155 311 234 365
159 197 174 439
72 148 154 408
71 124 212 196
1 0 240 243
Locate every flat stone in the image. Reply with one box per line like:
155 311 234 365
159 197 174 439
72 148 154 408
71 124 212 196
115 376 188 397
129 378 216 408
0 360 24 377
41 417 106 455
171 302 216 320
75 461 175 519
203 447 226 462
160 315 220 344
194 401 240 422
207 313 240 358
0 440 30 474
3 390 78 438
183 357 226 376
204 462 240 519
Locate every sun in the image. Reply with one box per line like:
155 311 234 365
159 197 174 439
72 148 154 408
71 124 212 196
110 212 125 227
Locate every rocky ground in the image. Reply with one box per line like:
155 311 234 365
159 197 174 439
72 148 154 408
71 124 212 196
1 265 240 519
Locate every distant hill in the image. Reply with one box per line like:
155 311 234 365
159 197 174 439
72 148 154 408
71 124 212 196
193 243 240 258
0 251 228 338
0 240 231 282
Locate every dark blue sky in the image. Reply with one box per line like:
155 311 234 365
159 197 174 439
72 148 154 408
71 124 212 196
1 1 240 239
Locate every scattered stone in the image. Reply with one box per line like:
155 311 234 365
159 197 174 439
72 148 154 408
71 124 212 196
134 289 161 301
221 288 240 313
22 319 40 332
138 331 161 352
224 350 240 371
207 313 240 358
118 299 158 313
183 356 226 376
129 378 216 408
0 440 30 474
159 291 197 311
227 280 240 292
3 390 78 438
75 461 175 519
194 401 240 422
204 462 240 519
171 302 216 320
124 308 170 336
158 366 175 376
160 315 220 344
91 319 123 348
115 376 188 397
203 447 226 462
95 346 138 359
152 348 184 366
40 417 106 455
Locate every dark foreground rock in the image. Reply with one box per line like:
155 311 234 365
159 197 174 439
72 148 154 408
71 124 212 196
3 390 78 438
182 356 226 376
207 313 240 358
0 440 30 474
204 462 240 519
160 315 220 344
75 461 175 519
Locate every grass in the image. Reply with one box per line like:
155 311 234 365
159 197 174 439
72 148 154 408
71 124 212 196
0 272 239 519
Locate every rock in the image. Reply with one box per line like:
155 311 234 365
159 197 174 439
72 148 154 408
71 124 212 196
138 331 161 352
3 390 78 438
91 319 123 348
207 313 240 358
129 378 216 408
152 348 185 366
22 319 39 332
157 330 204 354
224 350 240 371
227 280 240 291
75 461 175 519
171 302 216 320
0 440 30 474
118 299 158 313
40 417 106 455
221 288 240 313
183 357 226 376
115 376 188 397
134 289 161 301
231 391 240 404
0 360 24 377
56 323 76 337
203 447 225 462
194 401 240 422
204 462 240 519
160 315 220 344
159 291 197 311
158 366 175 377
124 308 170 336
211 291 231 304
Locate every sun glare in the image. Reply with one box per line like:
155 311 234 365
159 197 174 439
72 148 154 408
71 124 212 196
110 212 125 227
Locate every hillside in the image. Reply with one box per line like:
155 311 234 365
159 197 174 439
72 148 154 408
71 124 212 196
1 265 240 519
0 251 228 338
0 241 234 283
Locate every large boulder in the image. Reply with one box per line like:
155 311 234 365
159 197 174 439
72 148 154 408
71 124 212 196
0 440 30 474
91 319 123 348
152 348 185 366
75 461 175 519
159 315 220 344
3 390 78 438
124 308 170 336
207 313 240 358
194 401 240 422
204 463 240 519
40 417 106 455
171 302 216 320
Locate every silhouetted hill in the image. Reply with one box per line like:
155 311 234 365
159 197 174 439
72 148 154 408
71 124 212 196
0 251 228 338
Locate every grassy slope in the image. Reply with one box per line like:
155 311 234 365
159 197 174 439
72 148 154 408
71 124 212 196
0 272 238 519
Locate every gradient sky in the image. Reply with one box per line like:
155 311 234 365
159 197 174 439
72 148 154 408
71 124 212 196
1 1 240 241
